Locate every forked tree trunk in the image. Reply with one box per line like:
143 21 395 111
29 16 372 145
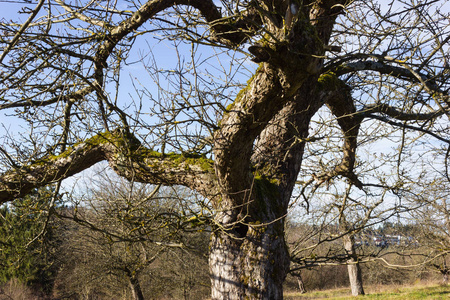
208 81 326 299
343 235 365 296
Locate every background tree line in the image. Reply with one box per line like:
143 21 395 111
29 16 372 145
1 170 448 299
1 171 211 300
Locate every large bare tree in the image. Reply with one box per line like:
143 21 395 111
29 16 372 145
1 0 449 298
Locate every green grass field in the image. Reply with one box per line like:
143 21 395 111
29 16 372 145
284 283 450 299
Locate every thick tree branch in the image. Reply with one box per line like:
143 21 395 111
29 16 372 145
213 64 318 203
97 0 257 65
0 136 105 204
0 130 217 204
300 73 364 190
250 80 325 204
325 81 363 189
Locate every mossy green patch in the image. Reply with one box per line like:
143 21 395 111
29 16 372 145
30 131 117 166
225 102 235 111
135 149 214 173
224 64 265 115
252 174 280 214
164 152 213 171
317 71 344 90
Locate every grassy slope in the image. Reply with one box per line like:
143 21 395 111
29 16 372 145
284 283 450 299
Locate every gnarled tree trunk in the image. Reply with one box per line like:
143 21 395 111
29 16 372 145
209 76 326 298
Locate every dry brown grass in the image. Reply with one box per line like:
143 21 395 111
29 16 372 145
284 281 450 299
0 279 40 300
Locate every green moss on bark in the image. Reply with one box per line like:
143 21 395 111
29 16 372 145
317 71 345 90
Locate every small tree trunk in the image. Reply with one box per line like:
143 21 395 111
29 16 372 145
347 262 364 296
292 272 307 293
129 275 144 300
343 235 365 296
442 258 449 284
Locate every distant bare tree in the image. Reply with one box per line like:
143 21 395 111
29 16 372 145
55 171 209 299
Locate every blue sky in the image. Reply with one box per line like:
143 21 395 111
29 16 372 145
1 0 448 207
0 0 251 192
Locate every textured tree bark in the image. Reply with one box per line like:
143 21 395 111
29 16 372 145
208 171 295 300
209 79 325 299
343 235 365 296
209 216 290 299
